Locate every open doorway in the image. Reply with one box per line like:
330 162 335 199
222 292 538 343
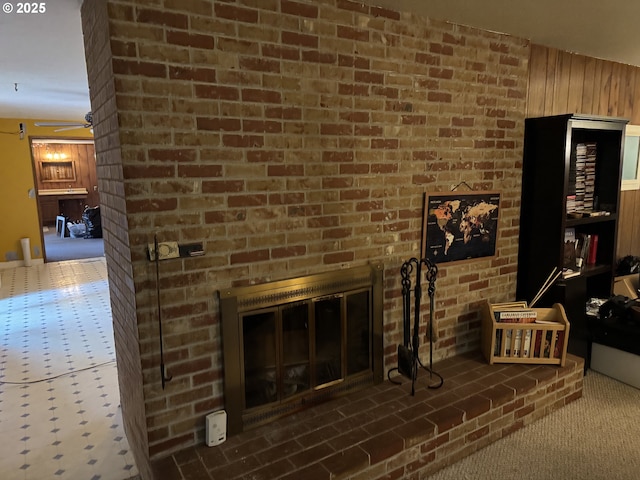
30 138 104 262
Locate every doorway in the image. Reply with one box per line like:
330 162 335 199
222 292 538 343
29 138 104 262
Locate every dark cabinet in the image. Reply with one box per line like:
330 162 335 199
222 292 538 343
516 114 627 365
38 197 59 226
38 194 87 226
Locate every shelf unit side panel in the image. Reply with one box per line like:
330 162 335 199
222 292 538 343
517 117 571 302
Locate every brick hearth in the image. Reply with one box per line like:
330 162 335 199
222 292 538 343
150 352 584 479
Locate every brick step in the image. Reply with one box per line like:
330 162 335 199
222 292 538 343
151 352 584 480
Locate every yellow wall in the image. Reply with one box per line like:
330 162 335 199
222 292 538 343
0 118 93 264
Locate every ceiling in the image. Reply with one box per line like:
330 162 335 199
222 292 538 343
1 0 640 122
0 0 89 121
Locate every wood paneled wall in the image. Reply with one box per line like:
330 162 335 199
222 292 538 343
527 44 640 259
31 142 99 204
31 142 99 226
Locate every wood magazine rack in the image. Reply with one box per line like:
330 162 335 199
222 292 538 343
481 302 570 367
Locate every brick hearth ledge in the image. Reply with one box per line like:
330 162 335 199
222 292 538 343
150 352 584 480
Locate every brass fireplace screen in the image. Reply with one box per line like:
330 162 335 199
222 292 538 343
219 263 384 435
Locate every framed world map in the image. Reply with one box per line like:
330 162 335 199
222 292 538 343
422 191 501 264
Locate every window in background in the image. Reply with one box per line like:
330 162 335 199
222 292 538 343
622 125 640 191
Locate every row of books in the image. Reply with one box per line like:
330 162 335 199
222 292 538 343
567 210 610 219
495 329 564 359
492 305 563 358
494 307 534 357
567 142 597 214
563 227 598 274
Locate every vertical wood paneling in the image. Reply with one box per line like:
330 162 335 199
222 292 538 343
618 191 639 256
527 44 640 258
527 44 548 117
581 56 597 113
32 143 98 223
552 51 571 115
618 191 632 255
608 62 621 116
86 144 99 207
599 61 613 116
567 54 585 114
633 72 640 124
617 64 629 117
623 67 637 120
544 48 558 115
591 59 604 115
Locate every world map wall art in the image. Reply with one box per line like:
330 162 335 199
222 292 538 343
423 191 501 264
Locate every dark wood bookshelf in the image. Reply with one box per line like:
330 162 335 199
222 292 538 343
516 114 627 368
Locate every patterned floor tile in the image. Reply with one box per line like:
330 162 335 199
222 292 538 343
0 259 139 480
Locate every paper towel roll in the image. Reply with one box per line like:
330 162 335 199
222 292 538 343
21 237 32 267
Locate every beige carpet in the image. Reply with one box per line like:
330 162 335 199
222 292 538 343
43 230 104 262
430 371 640 480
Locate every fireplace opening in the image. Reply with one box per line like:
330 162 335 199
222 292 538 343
219 263 384 435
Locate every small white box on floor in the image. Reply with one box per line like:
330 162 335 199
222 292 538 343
205 410 227 447
591 343 640 389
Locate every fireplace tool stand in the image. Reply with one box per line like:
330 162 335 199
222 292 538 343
395 257 443 395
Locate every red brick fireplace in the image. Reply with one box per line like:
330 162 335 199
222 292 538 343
81 0 529 478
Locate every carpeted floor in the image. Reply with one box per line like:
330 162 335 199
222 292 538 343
43 230 104 263
430 370 640 480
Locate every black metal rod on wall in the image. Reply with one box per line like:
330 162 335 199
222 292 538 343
154 234 172 390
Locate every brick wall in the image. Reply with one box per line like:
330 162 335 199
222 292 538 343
84 0 529 464
81 1 151 478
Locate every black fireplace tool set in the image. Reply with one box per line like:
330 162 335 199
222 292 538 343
393 256 444 395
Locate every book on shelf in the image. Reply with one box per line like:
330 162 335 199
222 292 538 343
568 210 611 218
494 309 537 322
502 329 532 357
568 142 597 214
575 233 590 269
533 330 564 358
495 330 502 356
574 233 598 268
534 318 559 324
563 228 577 269
491 301 528 309
587 234 598 265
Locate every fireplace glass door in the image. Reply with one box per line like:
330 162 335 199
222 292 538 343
242 302 312 410
314 295 342 386
241 288 371 411
282 302 310 399
221 262 384 434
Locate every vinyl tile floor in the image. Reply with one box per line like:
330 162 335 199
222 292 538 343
0 258 139 480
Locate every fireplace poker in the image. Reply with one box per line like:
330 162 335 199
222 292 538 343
154 234 173 389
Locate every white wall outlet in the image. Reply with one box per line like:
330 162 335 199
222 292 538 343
148 241 179 261
205 410 227 447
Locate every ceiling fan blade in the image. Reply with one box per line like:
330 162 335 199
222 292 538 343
35 113 94 130
35 121 85 127
54 125 85 132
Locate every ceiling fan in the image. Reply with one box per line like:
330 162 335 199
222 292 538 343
35 112 93 132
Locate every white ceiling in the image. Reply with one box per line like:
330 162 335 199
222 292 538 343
0 0 89 121
369 0 640 69
1 0 640 122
